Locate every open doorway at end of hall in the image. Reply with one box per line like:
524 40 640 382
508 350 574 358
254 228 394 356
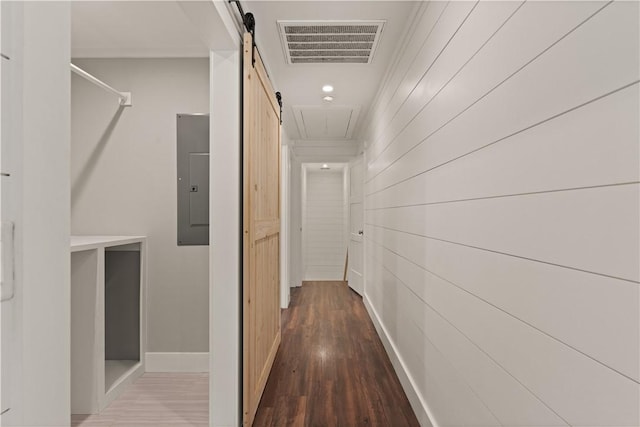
301 163 349 282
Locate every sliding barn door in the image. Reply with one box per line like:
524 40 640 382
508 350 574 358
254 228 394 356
242 32 281 426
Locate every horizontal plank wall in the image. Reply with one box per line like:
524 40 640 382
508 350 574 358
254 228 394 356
362 1 640 426
304 170 347 280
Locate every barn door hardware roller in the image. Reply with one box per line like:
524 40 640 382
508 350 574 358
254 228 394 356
229 0 257 67
276 92 283 124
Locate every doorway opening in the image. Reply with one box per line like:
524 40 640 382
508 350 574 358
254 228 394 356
69 2 210 426
301 163 349 281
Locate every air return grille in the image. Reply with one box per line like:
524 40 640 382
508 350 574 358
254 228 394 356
278 20 385 64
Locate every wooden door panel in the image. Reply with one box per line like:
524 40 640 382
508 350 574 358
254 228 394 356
250 233 279 398
243 32 281 426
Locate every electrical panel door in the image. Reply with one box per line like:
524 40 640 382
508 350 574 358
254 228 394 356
177 114 209 245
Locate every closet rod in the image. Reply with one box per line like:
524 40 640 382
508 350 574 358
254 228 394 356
70 63 132 106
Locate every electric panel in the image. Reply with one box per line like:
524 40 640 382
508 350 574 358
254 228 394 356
177 114 209 245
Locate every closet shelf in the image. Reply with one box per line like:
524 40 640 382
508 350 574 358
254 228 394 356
70 235 147 415
71 235 145 252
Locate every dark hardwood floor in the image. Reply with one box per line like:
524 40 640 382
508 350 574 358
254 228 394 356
253 281 420 427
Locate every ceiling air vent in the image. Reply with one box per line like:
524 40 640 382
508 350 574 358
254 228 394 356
278 20 385 64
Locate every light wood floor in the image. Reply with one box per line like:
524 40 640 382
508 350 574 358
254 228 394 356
71 373 208 427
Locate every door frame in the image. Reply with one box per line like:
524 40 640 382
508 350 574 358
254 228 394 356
300 163 350 282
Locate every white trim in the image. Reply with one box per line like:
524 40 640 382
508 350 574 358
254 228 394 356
210 49 241 427
363 294 436 427
145 352 209 373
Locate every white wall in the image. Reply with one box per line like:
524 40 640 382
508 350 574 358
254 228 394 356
71 58 209 353
2 2 71 426
210 48 241 427
303 168 347 280
342 167 349 269
362 2 639 426
292 139 360 163
289 151 303 288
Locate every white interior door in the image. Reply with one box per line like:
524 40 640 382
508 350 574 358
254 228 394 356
348 156 364 295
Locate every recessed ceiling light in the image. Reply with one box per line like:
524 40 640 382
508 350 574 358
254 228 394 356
321 164 330 170
322 85 334 93
323 96 334 102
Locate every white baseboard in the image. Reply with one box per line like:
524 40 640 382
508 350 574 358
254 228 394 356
363 295 436 427
145 352 209 373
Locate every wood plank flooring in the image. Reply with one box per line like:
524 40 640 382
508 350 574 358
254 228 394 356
253 281 419 427
71 373 208 426
72 282 417 426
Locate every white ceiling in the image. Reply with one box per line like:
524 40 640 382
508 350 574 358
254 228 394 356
304 162 348 172
244 1 417 142
71 0 417 155
293 105 360 140
71 2 210 58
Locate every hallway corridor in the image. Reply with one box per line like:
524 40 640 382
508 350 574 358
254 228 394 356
253 281 419 426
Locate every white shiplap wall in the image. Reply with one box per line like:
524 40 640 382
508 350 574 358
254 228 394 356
304 169 347 280
362 1 640 426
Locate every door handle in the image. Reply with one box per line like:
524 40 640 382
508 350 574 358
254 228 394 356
358 230 363 236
